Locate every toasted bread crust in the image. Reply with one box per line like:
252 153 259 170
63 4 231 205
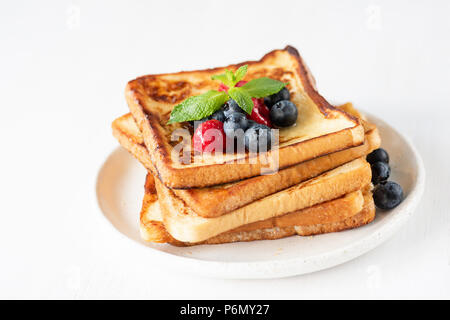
155 158 371 242
112 114 156 173
231 190 364 232
139 180 375 246
173 128 377 217
112 112 380 218
125 46 364 188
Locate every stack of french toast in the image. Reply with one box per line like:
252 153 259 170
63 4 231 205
112 46 381 246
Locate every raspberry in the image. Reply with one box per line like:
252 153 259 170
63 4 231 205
249 98 272 127
218 83 229 92
193 120 226 153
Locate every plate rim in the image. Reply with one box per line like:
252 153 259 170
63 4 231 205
95 111 425 279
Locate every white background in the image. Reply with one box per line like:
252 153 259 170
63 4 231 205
1 0 449 299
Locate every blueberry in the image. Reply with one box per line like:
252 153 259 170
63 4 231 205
208 109 225 122
367 148 389 164
371 161 391 184
223 112 249 137
373 181 403 210
264 87 290 108
269 100 298 127
244 124 274 152
248 122 270 131
223 99 244 117
246 120 260 128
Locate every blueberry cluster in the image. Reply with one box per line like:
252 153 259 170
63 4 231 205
195 87 298 153
220 99 274 152
366 148 403 210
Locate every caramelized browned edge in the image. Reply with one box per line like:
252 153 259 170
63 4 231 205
139 176 375 247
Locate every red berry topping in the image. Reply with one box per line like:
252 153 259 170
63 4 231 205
193 120 226 153
235 80 247 87
249 98 272 127
218 83 229 92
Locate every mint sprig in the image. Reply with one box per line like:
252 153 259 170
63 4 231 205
168 65 287 123
211 65 248 87
228 87 253 114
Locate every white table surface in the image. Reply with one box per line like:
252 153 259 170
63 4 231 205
1 0 449 299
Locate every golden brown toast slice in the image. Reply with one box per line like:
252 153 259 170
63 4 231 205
112 105 380 218
125 46 365 188
156 158 371 243
140 174 375 246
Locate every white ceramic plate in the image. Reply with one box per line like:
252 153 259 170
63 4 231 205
96 113 425 279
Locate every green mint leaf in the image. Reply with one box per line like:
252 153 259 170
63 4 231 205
211 65 249 87
240 77 287 98
211 74 233 87
228 87 254 114
225 69 235 85
234 65 248 83
167 90 229 124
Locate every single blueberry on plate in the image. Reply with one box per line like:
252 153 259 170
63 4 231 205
371 161 391 184
373 181 404 210
367 148 389 164
269 100 298 127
